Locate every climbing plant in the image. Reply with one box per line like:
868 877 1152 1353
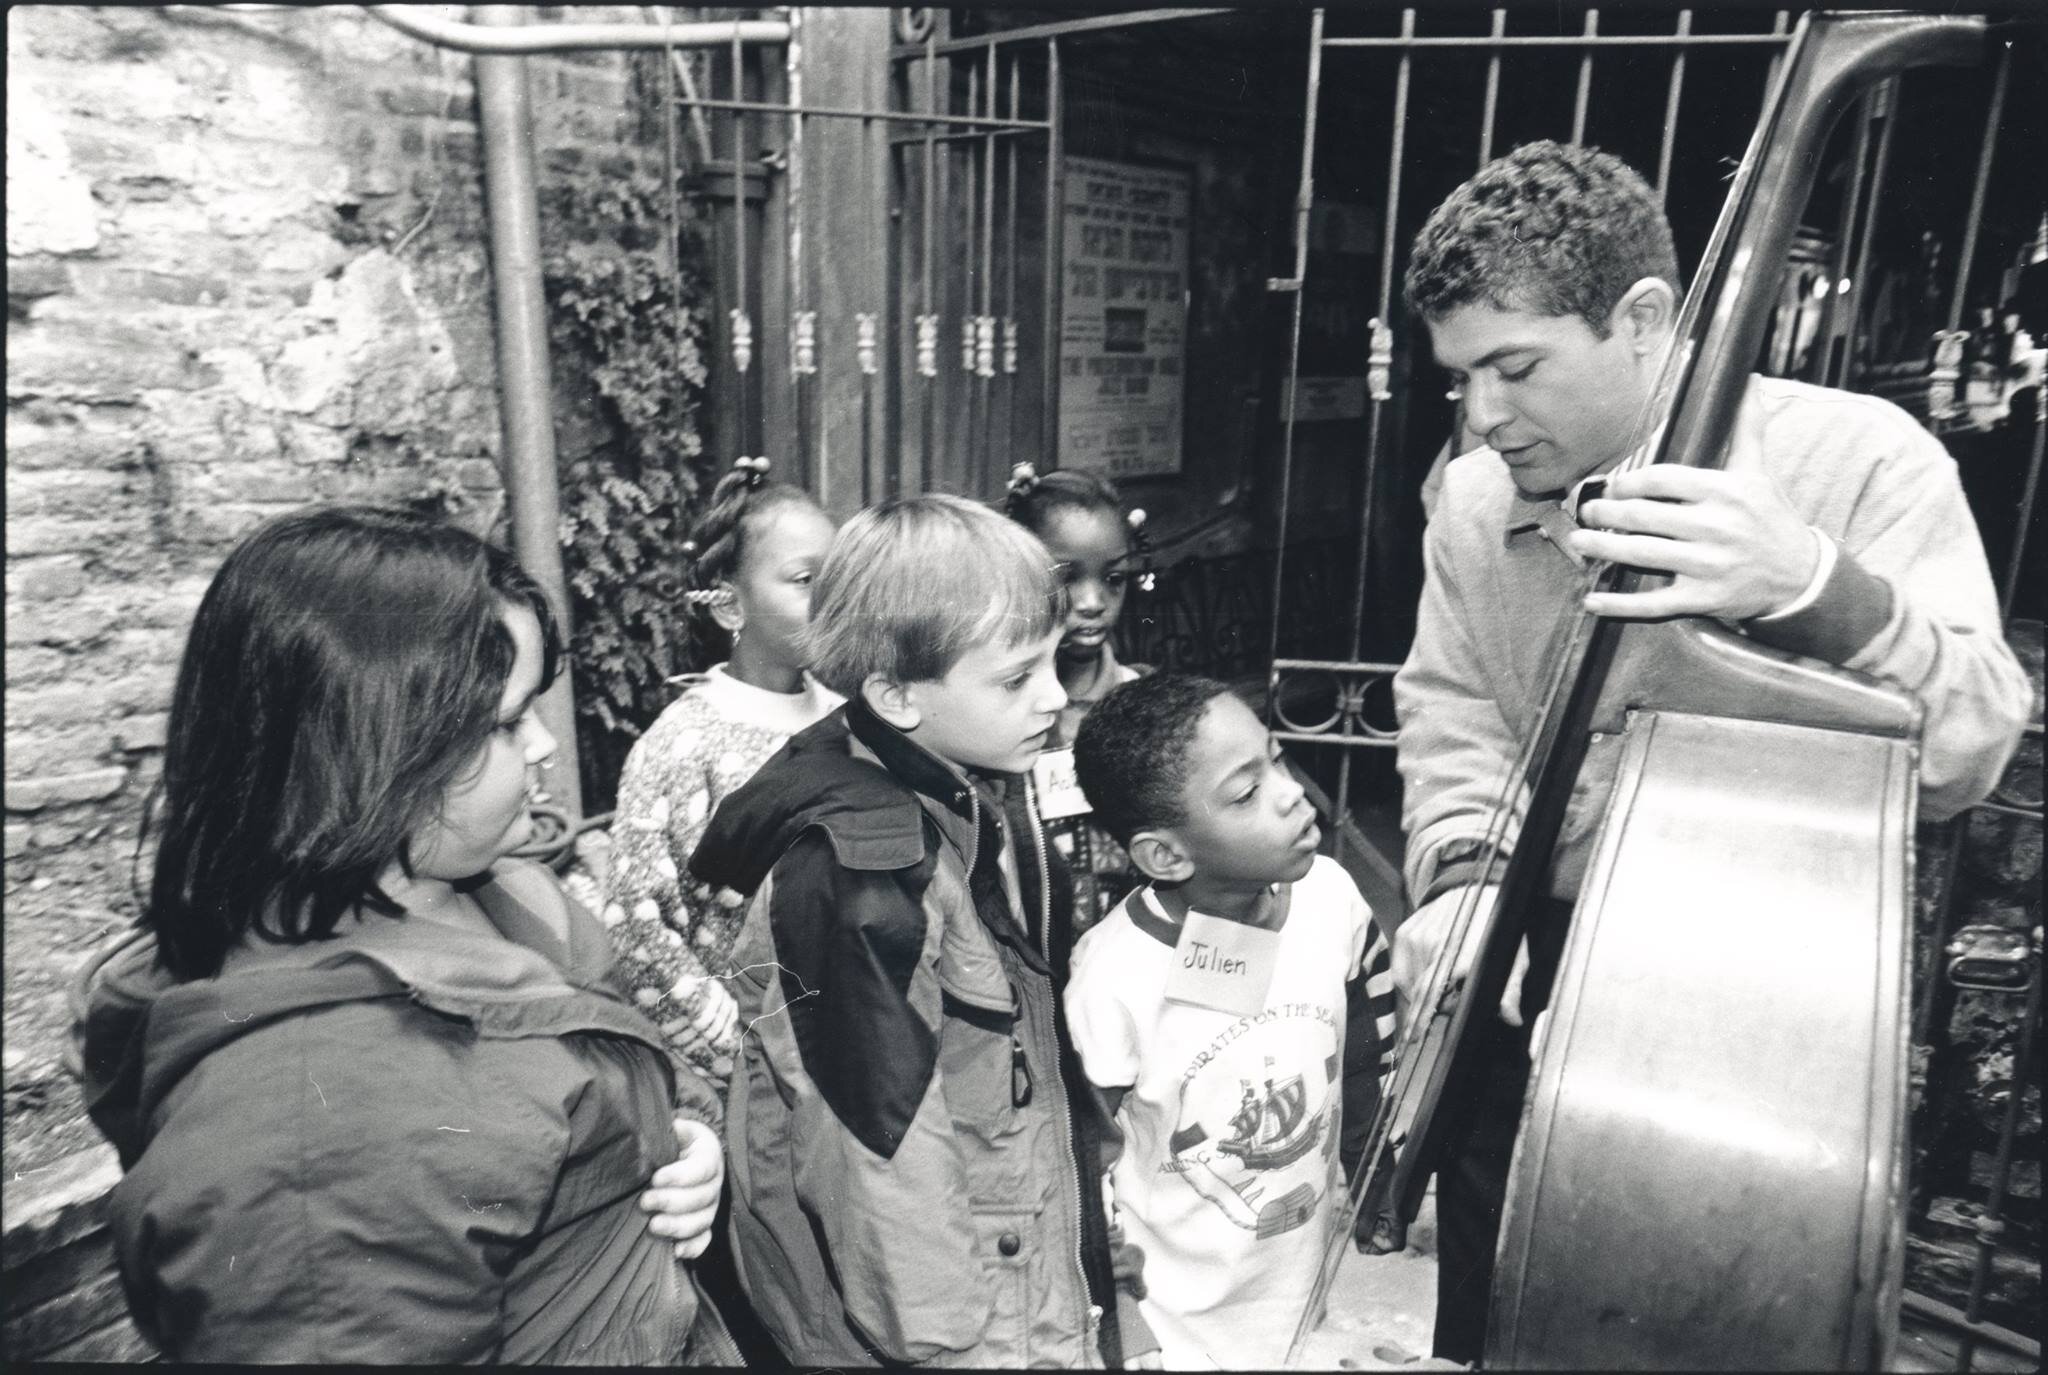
542 169 714 812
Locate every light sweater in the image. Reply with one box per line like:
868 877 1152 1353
602 666 842 1096
1395 375 2032 903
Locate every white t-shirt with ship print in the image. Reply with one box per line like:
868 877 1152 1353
1064 856 1388 1369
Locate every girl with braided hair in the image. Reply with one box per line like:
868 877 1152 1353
602 457 839 1099
1002 462 1155 931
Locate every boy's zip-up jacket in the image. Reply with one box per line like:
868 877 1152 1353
691 698 1121 1367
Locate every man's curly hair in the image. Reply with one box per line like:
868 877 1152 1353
1404 140 1680 336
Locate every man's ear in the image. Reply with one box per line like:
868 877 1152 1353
1611 276 1678 356
1127 827 1193 884
707 585 744 634
862 674 920 731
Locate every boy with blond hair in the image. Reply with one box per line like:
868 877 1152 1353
690 494 1125 1367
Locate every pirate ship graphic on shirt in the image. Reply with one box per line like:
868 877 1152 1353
1166 1035 1341 1239
1219 1062 1323 1171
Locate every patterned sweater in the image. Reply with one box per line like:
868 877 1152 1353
602 666 842 1096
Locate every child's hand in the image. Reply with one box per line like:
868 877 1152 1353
639 1116 724 1259
691 975 740 1050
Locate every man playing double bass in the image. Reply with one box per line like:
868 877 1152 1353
1389 140 2033 1365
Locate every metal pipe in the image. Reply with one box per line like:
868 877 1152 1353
918 29 938 491
472 5 581 821
1571 10 1597 145
891 7 1228 61
1901 1289 2043 1363
979 46 999 483
1264 9 1325 714
1955 929 2042 1371
679 95 1045 131
1351 7 1411 661
1656 10 1692 198
371 4 786 54
730 25 752 456
2003 383 2046 621
1479 9 1504 166
1005 55 1021 472
1042 38 1065 466
641 6 715 166
788 8 810 485
1947 45 2009 333
1814 89 1874 385
1321 31 1785 49
1846 78 1899 390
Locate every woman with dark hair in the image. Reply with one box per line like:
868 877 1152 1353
69 504 735 1363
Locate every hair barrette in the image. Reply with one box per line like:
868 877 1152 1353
679 538 700 561
733 455 772 487
1126 508 1147 531
1006 462 1039 497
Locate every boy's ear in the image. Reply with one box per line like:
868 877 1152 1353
1127 827 1193 884
707 584 744 634
861 674 921 731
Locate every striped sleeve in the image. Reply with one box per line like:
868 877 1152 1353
1357 913 1398 1080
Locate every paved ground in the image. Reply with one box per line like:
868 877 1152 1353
1297 1192 1445 1370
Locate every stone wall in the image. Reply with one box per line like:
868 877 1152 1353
3 6 690 1358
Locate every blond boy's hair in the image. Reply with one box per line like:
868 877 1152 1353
804 494 1064 698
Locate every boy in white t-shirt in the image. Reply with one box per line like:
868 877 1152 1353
1066 673 1398 1369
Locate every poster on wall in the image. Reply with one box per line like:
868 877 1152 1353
1058 157 1190 477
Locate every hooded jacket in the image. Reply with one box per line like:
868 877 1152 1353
70 860 725 1365
691 698 1121 1367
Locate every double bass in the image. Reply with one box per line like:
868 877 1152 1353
1294 12 1991 1369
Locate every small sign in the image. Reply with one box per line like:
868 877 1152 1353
1032 746 1092 822
1164 910 1281 1019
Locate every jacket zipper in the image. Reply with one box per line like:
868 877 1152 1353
1024 774 1096 1354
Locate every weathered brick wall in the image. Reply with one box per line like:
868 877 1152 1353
4 5 689 1359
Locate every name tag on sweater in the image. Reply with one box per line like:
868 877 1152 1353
1164 912 1279 1018
1031 746 1092 821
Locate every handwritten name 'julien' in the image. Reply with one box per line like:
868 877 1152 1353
1181 941 1247 976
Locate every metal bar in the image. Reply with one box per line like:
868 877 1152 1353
1901 1289 2044 1363
979 45 998 485
919 28 938 493
1656 10 1692 198
1264 9 1325 716
731 25 751 454
1947 44 2010 333
789 8 810 485
962 56 982 485
1043 39 1065 467
1320 32 1788 49
891 7 1229 61
1571 10 1597 146
642 7 716 167
471 5 581 820
1846 78 1898 389
1955 933 2042 1371
2003 385 2046 620
1478 9 1504 166
371 5 786 54
679 93 1046 130
1762 11 1791 108
1005 54 1021 472
1350 7 1412 663
1814 87 1874 385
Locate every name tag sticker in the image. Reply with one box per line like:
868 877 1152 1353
1032 746 1092 822
1164 912 1281 1018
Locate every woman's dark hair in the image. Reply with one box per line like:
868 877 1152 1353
680 457 821 659
140 504 561 979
